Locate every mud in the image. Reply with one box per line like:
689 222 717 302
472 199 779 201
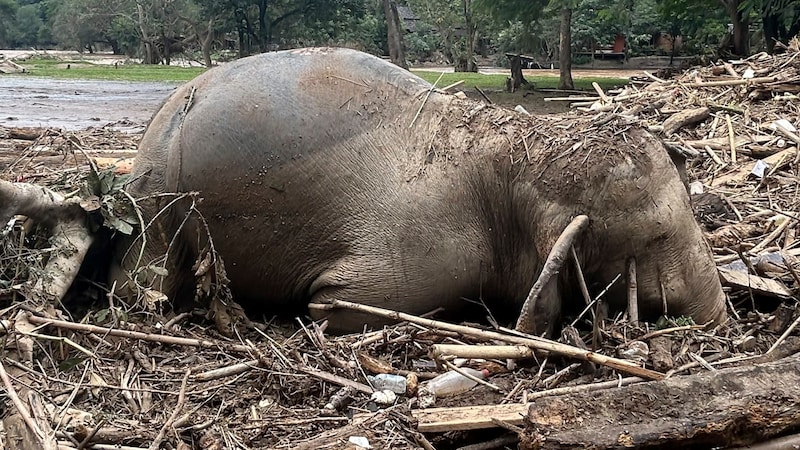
0 76 178 131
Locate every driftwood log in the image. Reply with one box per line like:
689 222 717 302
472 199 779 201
519 352 800 449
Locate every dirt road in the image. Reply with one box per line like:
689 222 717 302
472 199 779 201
0 76 178 131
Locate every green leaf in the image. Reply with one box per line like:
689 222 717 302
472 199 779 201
99 170 115 195
103 213 134 235
111 174 130 193
95 308 109 323
86 169 102 196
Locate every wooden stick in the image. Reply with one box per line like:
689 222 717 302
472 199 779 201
148 369 189 450
441 360 503 393
592 82 611 103
544 96 601 102
515 215 590 334
441 80 465 92
626 257 638 325
299 367 375 394
410 71 444 128
474 86 493 104
0 360 51 449
525 353 800 448
571 247 593 310
704 145 725 166
750 218 796 254
193 359 260 382
726 114 737 163
25 314 254 354
643 71 666 83
722 62 739 77
312 300 665 380
431 344 534 360
640 325 706 340
685 76 778 87
662 107 710 136
766 312 800 355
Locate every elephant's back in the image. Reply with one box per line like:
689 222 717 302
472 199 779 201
169 48 430 188
151 48 440 304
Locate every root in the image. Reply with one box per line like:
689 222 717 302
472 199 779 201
0 179 93 304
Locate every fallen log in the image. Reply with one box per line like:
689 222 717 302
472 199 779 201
519 352 800 449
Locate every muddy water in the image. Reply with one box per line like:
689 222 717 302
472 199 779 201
0 76 179 131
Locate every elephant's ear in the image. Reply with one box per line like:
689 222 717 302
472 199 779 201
664 144 690 194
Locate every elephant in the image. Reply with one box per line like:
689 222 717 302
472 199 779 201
110 47 727 334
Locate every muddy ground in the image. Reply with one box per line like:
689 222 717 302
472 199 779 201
0 75 576 130
0 76 178 131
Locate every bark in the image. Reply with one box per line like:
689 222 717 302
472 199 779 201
721 0 749 56
201 21 214 68
507 54 529 92
520 352 800 449
257 0 268 52
382 0 407 69
136 2 158 64
558 7 574 90
763 12 780 53
462 0 477 73
0 180 94 304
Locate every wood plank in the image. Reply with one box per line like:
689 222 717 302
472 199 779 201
407 403 530 432
708 147 796 187
718 267 792 297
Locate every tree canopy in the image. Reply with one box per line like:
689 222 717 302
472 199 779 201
0 0 798 66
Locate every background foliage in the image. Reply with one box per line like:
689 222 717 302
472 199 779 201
0 0 797 66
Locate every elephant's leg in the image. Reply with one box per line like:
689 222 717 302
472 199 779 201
305 255 465 333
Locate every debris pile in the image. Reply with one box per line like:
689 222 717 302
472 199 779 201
552 38 800 306
1 41 800 449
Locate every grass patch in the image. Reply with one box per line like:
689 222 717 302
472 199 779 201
13 57 628 90
16 57 205 83
411 70 628 91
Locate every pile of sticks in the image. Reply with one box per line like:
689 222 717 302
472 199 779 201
549 38 800 303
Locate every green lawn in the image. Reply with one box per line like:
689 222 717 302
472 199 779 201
16 57 206 82
411 70 629 91
13 57 628 91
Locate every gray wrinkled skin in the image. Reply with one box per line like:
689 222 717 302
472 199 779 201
111 47 727 334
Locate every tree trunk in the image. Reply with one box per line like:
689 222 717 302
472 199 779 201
382 0 407 69
520 352 800 449
722 0 749 56
507 54 529 92
201 19 214 68
257 0 269 52
558 7 574 90
162 35 171 65
463 0 477 72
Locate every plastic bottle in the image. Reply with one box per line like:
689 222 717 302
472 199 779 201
367 374 407 394
423 368 489 397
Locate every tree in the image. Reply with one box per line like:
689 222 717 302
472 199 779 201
382 0 407 68
742 0 800 52
14 4 45 47
720 0 749 54
0 0 19 47
556 1 574 89
409 0 487 72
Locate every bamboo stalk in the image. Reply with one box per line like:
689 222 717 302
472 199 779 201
310 300 666 380
686 76 778 87
726 114 737 163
